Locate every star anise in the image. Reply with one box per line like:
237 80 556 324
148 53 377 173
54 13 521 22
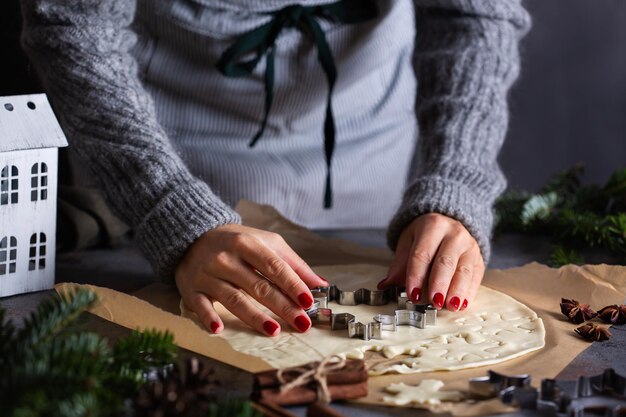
597 304 626 325
560 298 597 323
574 323 612 342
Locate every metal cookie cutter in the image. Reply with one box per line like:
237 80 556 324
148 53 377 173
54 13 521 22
396 291 438 325
310 285 399 307
375 296 438 330
536 368 626 417
306 287 438 340
469 368 626 417
306 303 356 331
306 302 383 341
355 302 438 339
407 300 438 326
348 321 383 341
468 370 532 400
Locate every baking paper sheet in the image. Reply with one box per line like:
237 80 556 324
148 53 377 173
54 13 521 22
56 200 626 415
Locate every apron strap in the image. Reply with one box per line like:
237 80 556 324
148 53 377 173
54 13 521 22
217 0 378 208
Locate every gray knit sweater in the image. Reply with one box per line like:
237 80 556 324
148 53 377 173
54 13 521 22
20 0 530 280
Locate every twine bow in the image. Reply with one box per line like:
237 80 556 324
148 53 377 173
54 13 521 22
276 355 347 403
216 0 378 208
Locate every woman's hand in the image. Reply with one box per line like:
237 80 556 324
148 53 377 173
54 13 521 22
380 213 484 311
175 224 328 336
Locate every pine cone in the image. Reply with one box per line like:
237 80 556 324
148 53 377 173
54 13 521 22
560 298 597 323
597 304 626 325
134 357 220 417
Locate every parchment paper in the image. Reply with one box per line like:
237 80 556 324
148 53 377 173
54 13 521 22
56 200 626 415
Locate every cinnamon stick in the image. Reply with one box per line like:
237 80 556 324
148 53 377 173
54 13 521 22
254 359 367 388
256 381 368 406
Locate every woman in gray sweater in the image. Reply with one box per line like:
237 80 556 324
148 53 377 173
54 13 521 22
21 0 530 336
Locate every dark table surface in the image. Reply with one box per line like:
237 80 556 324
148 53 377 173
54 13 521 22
2 230 625 417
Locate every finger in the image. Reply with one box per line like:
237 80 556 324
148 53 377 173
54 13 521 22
443 251 474 311
232 234 315 310
212 280 283 336
463 254 486 310
184 291 223 334
222 260 312 333
404 224 447 303
273 243 329 289
426 234 468 309
381 230 413 289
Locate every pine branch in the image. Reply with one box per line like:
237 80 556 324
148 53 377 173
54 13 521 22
604 167 626 197
1 289 256 417
540 163 584 195
494 190 528 232
496 165 626 266
110 329 178 394
548 246 585 267
16 288 97 349
521 192 558 226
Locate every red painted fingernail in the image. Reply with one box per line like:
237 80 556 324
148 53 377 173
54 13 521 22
298 292 314 309
263 321 279 336
294 315 311 332
210 321 220 333
317 275 329 283
449 296 461 310
462 299 468 309
410 287 421 302
377 276 388 290
433 293 444 309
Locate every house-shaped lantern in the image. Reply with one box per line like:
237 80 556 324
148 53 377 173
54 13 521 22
0 94 68 297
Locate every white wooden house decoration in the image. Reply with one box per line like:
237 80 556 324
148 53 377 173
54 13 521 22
0 94 68 297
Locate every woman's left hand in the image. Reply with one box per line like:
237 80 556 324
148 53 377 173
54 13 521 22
379 213 484 311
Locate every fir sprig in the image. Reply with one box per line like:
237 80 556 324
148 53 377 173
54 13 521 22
16 288 98 349
0 288 177 416
0 288 261 417
548 246 585 267
112 329 178 393
495 165 626 266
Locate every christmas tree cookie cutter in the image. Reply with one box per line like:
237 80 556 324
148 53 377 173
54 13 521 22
305 288 438 341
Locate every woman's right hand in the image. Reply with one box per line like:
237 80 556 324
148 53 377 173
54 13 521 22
175 224 328 336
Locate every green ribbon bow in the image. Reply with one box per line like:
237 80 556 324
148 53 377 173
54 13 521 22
217 0 378 208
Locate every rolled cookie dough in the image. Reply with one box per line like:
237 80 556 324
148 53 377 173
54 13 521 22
181 264 545 375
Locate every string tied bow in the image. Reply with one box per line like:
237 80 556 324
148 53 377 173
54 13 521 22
276 355 347 403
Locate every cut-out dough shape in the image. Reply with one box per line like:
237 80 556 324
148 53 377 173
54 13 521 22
181 264 545 375
383 380 465 406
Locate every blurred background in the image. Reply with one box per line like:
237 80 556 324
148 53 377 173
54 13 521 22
500 1 626 190
2 0 626 193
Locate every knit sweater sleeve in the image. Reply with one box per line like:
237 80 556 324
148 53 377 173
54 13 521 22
387 0 531 263
20 0 241 280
